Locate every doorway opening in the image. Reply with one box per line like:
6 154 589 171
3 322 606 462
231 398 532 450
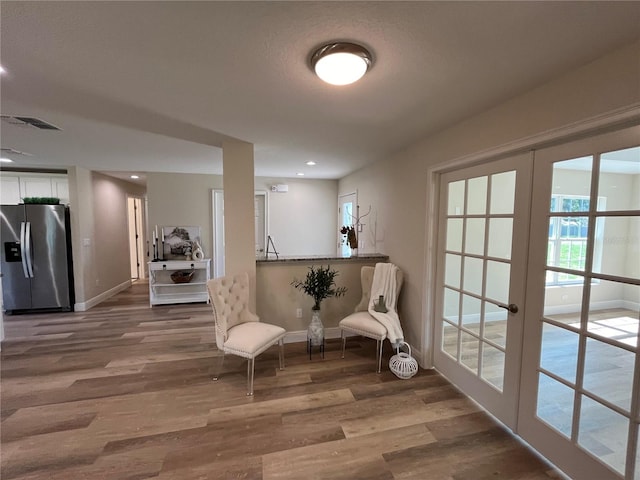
127 196 146 280
338 191 357 256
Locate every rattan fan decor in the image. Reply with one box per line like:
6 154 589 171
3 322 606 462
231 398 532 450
170 270 194 284
389 342 418 379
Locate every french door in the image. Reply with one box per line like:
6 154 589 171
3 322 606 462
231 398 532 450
433 152 532 428
518 126 640 480
434 124 640 479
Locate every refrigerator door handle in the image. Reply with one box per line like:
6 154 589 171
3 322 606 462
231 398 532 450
20 222 30 278
25 221 35 278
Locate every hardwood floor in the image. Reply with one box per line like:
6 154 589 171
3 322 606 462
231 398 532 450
1 280 564 479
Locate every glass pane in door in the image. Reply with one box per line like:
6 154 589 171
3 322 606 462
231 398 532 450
598 146 640 212
463 257 483 295
490 171 516 214
448 180 465 215
583 338 635 411
536 372 574 438
465 218 485 255
484 302 507 348
540 322 579 383
593 216 640 280
481 342 504 390
467 176 487 214
588 280 639 348
461 294 481 334
442 321 459 358
460 331 480 372
578 396 629 475
487 218 513 259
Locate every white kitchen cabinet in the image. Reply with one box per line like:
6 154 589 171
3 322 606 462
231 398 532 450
20 176 55 199
51 177 70 204
0 173 69 204
0 175 21 204
148 259 211 306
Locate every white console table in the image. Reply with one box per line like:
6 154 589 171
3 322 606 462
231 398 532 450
148 259 211 306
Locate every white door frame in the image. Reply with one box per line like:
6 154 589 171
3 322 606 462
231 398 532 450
212 189 268 279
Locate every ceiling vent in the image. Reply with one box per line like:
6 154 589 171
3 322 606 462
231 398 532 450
0 147 32 156
1 115 61 130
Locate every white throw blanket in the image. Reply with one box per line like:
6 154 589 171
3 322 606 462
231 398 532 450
368 263 404 348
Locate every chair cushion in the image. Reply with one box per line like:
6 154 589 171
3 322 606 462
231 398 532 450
339 311 387 341
224 322 286 359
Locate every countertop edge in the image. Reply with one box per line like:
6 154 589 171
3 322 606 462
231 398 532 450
256 254 389 264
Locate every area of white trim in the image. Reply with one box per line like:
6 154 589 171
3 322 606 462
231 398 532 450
74 279 132 311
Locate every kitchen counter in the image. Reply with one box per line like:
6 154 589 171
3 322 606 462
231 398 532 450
255 253 390 336
256 253 388 264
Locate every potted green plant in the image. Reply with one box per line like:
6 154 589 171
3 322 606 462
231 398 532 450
291 265 347 348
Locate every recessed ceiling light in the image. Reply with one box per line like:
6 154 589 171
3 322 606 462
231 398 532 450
130 175 140 179
311 42 372 86
0 157 14 163
0 65 6 75
306 161 316 166
296 172 305 176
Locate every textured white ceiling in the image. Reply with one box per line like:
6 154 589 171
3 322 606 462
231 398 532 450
1 1 639 181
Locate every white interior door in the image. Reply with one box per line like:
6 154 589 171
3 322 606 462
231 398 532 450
518 125 640 480
433 153 532 428
127 196 145 279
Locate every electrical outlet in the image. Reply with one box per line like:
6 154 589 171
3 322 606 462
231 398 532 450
296 308 302 318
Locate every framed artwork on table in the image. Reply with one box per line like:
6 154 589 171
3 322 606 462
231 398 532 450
161 226 202 260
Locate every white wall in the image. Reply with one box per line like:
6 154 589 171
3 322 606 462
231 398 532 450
148 173 339 264
255 177 338 256
338 40 640 364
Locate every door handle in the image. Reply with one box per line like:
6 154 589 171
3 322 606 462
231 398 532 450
25 221 34 278
20 222 30 278
497 303 519 314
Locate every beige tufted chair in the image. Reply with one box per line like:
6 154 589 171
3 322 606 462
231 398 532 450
207 273 286 395
339 265 404 373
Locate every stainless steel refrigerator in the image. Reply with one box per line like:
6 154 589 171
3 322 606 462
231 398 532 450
1 204 74 313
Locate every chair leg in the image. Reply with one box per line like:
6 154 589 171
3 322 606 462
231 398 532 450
341 329 346 359
247 357 255 396
376 339 383 374
212 352 225 381
278 339 285 370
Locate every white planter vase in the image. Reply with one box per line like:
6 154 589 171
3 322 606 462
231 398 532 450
307 309 324 346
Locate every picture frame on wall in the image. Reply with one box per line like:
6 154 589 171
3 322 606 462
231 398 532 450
161 226 202 260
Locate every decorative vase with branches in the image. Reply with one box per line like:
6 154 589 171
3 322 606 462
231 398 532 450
291 265 347 311
291 265 347 349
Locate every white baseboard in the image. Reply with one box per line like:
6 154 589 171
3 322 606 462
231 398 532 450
74 279 132 312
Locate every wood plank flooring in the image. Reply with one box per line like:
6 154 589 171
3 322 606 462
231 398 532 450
1 280 564 479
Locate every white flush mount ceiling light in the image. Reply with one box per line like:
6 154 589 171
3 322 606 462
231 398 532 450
311 42 372 86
